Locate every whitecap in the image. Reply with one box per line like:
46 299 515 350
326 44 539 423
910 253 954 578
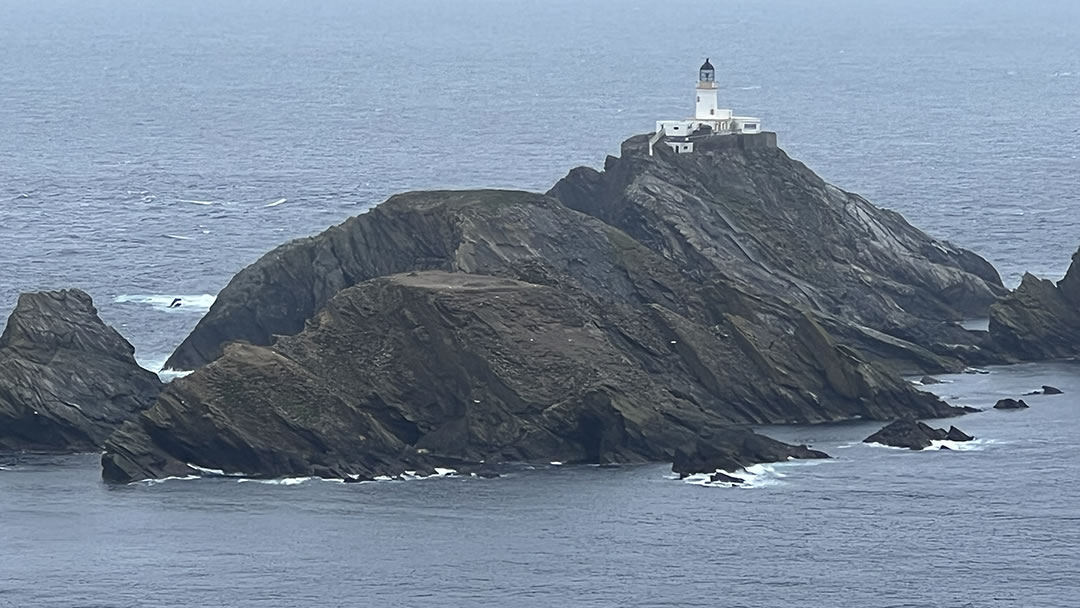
265 198 287 208
178 199 215 206
682 463 786 488
114 294 217 313
162 234 194 240
736 85 762 90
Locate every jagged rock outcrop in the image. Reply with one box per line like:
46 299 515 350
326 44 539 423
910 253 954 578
994 398 1029 410
989 247 1080 360
549 134 1007 372
103 272 834 482
0 290 162 452
863 419 974 450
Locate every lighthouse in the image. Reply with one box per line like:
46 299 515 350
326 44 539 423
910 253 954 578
651 59 763 155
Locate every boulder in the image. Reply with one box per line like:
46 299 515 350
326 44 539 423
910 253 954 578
920 375 943 385
863 419 972 450
0 290 162 452
993 398 1030 410
1042 385 1064 395
946 426 975 442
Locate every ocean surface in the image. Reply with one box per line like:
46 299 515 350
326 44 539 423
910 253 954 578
1 0 1079 606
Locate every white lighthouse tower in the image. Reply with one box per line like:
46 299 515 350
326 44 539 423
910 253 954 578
651 59 762 155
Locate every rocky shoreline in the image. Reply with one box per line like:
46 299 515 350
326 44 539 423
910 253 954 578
2 132 1076 484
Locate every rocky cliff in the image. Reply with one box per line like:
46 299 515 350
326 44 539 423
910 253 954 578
104 272 834 482
0 290 162 452
989 247 1080 359
168 136 1005 376
106 181 965 482
549 134 1007 369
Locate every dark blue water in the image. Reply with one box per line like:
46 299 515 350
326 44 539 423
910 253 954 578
2 1 1079 605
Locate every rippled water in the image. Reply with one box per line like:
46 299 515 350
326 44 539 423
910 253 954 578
3 363 1079 607
2 0 1080 605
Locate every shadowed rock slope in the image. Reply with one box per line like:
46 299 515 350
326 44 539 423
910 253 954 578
105 273 834 482
549 134 1007 370
0 290 162 451
989 247 1080 360
107 184 964 482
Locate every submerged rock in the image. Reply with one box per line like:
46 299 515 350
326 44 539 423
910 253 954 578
993 398 1030 410
0 290 162 452
863 419 973 450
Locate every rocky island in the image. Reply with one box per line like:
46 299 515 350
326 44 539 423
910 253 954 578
4 132 1067 483
95 133 1014 483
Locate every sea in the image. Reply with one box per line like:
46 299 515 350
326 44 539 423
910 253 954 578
1 0 1078 606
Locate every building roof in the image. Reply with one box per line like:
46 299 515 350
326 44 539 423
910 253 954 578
700 58 714 72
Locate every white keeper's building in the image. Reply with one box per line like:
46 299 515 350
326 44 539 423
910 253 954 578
651 59 762 155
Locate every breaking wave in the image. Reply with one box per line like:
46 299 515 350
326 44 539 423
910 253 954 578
680 459 832 488
114 293 217 313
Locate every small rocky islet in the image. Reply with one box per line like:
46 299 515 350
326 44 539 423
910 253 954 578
2 132 1076 483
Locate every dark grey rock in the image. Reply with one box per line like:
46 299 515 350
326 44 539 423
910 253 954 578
864 419 972 450
0 290 162 452
946 426 975 442
989 248 1080 360
993 398 1030 410
1042 385 1064 395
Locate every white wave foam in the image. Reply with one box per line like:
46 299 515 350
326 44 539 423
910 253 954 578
860 438 992 452
265 198 287 207
114 294 216 312
926 438 991 451
178 199 215 206
237 476 316 486
143 475 199 485
736 85 762 90
682 462 790 489
162 234 194 240
862 441 909 450
187 463 249 477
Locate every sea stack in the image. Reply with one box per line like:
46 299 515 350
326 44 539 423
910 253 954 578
0 289 162 452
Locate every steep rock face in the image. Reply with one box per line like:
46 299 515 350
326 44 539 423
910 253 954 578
0 290 162 451
160 190 957 422
548 134 1006 368
103 273 831 482
989 248 1080 360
